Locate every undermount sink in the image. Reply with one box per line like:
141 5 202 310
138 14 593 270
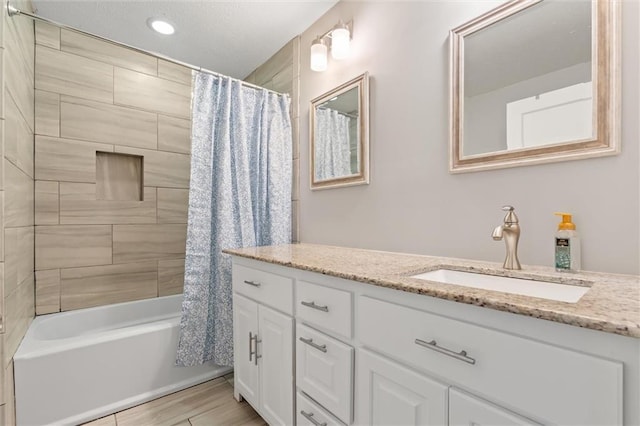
411 269 590 303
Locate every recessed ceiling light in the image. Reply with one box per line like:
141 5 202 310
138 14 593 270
147 18 175 35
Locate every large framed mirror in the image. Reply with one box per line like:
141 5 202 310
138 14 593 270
310 72 369 190
449 0 619 173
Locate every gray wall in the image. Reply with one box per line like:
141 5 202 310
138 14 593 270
298 1 639 275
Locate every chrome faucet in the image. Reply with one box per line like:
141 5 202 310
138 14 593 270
492 205 521 270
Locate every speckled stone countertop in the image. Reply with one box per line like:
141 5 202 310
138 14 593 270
224 243 640 338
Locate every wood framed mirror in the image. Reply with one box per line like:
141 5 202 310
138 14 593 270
449 0 620 173
310 72 369 190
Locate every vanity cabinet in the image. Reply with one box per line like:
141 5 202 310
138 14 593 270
448 388 540 426
232 265 294 426
357 348 448 425
230 256 637 426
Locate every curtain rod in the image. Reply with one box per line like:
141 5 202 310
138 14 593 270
6 1 288 98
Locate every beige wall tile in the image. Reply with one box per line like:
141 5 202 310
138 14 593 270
4 161 34 228
35 181 59 225
292 157 299 201
96 152 143 201
158 115 191 154
114 67 191 118
270 63 293 95
60 96 157 150
292 200 299 243
35 21 60 49
60 261 157 311
113 224 186 264
61 29 157 76
157 60 193 85
35 225 112 270
35 269 60 315
36 45 114 103
4 274 34 362
35 90 60 137
35 136 113 183
248 40 293 85
4 360 15 426
158 259 185 296
114 146 190 189
4 227 34 298
4 14 35 131
157 188 188 224
60 183 156 225
4 91 34 178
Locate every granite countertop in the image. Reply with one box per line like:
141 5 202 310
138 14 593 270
224 243 640 338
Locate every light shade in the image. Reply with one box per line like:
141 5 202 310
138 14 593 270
148 18 175 35
310 37 328 72
331 25 350 60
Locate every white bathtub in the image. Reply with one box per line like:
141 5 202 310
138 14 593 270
14 295 232 426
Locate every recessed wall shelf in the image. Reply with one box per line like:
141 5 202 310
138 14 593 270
96 152 144 201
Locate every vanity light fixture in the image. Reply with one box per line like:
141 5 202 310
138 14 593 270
310 36 328 72
310 20 352 72
147 18 175 35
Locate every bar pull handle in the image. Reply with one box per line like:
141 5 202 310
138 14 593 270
244 280 261 287
249 332 256 362
300 410 327 426
415 338 476 365
299 337 327 353
254 336 262 366
301 300 329 312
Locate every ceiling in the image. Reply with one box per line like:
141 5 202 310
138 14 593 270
29 0 339 79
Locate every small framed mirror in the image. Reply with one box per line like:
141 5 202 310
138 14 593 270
311 72 369 190
450 0 619 173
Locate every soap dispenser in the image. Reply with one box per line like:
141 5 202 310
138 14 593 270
554 212 581 272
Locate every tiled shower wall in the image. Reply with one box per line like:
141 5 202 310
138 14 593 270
244 37 300 242
34 22 193 314
0 0 35 423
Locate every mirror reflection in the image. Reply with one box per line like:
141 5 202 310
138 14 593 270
311 72 369 189
450 0 619 173
463 0 592 157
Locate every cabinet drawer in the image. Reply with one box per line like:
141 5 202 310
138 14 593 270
297 391 345 426
296 324 354 424
296 280 352 339
232 264 293 315
357 296 623 425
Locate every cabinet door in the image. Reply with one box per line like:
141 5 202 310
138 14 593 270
357 349 448 426
233 294 259 406
449 388 540 426
259 305 294 426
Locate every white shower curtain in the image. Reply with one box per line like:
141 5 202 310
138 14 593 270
176 72 292 367
314 108 352 181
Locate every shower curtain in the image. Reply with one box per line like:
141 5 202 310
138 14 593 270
314 108 352 181
176 73 292 367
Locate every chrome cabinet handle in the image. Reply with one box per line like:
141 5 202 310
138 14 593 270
244 280 261 287
299 337 327 353
301 300 329 312
254 336 262 366
300 410 327 426
415 338 476 365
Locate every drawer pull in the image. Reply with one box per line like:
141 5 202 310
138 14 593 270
301 300 329 312
415 338 476 365
300 410 327 426
243 280 261 287
299 337 327 353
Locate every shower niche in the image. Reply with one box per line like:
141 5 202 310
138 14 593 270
96 151 144 201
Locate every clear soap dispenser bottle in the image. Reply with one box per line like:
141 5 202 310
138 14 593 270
554 212 581 272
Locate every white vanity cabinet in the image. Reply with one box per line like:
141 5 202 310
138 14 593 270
230 256 638 426
232 264 294 426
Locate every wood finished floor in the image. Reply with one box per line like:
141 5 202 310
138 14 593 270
83 376 266 426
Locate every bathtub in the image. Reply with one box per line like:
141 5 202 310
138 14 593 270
14 294 232 426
